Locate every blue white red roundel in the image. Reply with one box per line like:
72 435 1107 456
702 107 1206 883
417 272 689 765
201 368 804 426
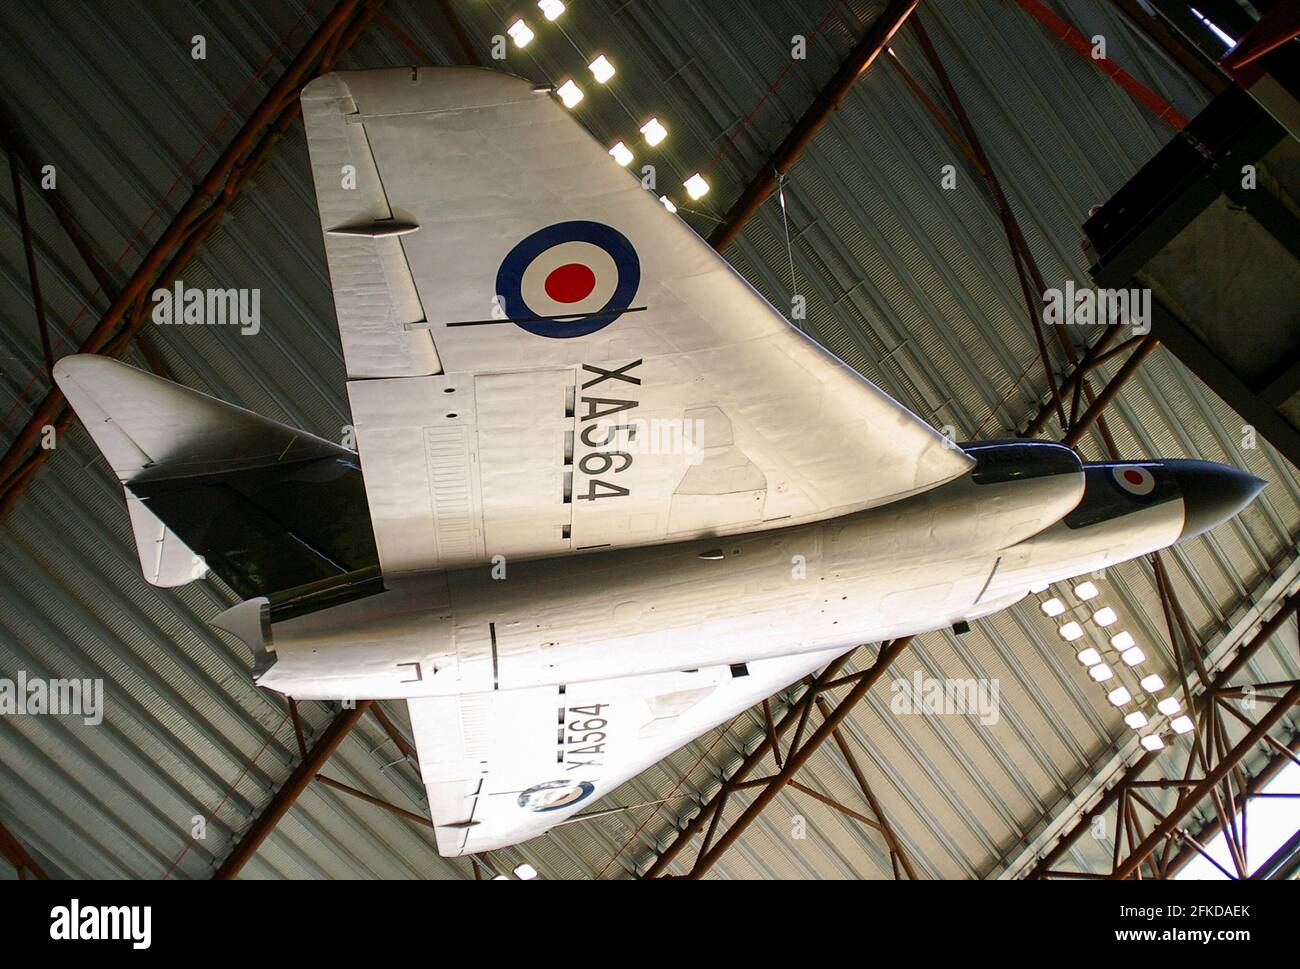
1111 464 1156 497
495 221 640 339
517 779 595 812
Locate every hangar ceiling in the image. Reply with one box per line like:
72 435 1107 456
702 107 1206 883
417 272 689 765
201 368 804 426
0 0 1295 879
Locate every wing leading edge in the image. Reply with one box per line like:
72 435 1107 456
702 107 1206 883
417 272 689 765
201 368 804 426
301 67 972 577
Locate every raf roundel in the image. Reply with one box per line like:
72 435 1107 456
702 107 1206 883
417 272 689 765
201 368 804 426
1111 464 1156 498
517 779 596 813
495 220 641 338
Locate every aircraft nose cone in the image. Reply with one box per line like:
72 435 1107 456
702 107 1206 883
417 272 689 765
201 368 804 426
1166 459 1267 540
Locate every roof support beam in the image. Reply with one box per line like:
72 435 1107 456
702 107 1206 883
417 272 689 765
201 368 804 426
1011 0 1190 129
707 0 918 252
639 651 860 877
214 701 374 879
0 0 386 521
682 638 912 878
0 108 174 381
1025 588 1299 878
6 146 54 377
0 816 50 879
642 639 913 879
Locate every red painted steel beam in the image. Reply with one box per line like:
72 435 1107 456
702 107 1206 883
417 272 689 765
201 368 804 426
1112 679 1300 879
681 638 912 879
0 0 384 520
0 816 50 879
707 0 918 252
214 701 373 879
1011 0 1190 128
1026 590 1300 878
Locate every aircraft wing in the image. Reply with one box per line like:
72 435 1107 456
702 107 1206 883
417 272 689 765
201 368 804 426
407 646 845 858
301 67 972 576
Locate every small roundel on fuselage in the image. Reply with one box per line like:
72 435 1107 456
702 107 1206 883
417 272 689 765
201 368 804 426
1111 464 1156 497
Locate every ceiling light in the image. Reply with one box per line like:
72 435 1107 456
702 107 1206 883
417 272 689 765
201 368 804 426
1140 733 1165 751
1110 630 1135 650
1092 606 1117 627
1156 696 1182 716
640 117 667 146
507 19 535 47
555 79 584 108
608 141 633 166
1041 597 1065 617
1170 715 1194 734
1089 663 1114 682
1074 581 1100 600
1107 686 1132 706
659 195 677 213
513 863 538 880
1029 581 1049 593
1076 647 1101 666
684 172 709 199
538 0 565 20
1121 646 1145 666
589 54 616 83
1059 621 1084 642
1140 673 1164 693
1124 711 1148 729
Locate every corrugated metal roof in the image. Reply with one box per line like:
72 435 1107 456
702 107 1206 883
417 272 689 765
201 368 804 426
0 0 1295 880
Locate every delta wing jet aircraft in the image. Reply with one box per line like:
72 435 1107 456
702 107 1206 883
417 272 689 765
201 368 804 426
53 68 1265 857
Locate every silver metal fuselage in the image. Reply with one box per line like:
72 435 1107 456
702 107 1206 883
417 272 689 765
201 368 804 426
254 448 1187 702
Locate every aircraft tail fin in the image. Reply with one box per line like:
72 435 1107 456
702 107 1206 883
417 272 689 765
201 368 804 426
53 355 378 598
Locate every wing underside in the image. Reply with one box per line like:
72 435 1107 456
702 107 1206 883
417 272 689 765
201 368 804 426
408 647 846 857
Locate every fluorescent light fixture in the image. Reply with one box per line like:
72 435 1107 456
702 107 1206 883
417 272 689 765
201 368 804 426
507 19 535 47
1092 606 1118 627
1125 711 1148 729
1041 597 1065 617
1170 715 1194 734
538 0 565 21
1089 663 1114 682
1110 630 1135 650
608 141 633 166
555 79 584 108
1059 621 1084 642
1107 686 1132 707
1074 581 1100 600
1140 673 1164 693
1156 696 1182 716
1121 646 1146 667
640 117 667 146
1076 647 1101 666
491 874 510 880
1140 733 1165 752
684 172 709 199
659 195 677 213
589 54 615 83
513 863 538 880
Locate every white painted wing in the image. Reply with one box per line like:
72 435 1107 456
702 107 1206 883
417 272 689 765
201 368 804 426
301 67 972 576
407 647 845 858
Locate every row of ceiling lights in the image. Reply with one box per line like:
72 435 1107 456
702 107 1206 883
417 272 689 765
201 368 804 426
1034 579 1193 751
502 1 712 209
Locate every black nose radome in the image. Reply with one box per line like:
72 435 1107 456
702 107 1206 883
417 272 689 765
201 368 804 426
1165 459 1267 540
